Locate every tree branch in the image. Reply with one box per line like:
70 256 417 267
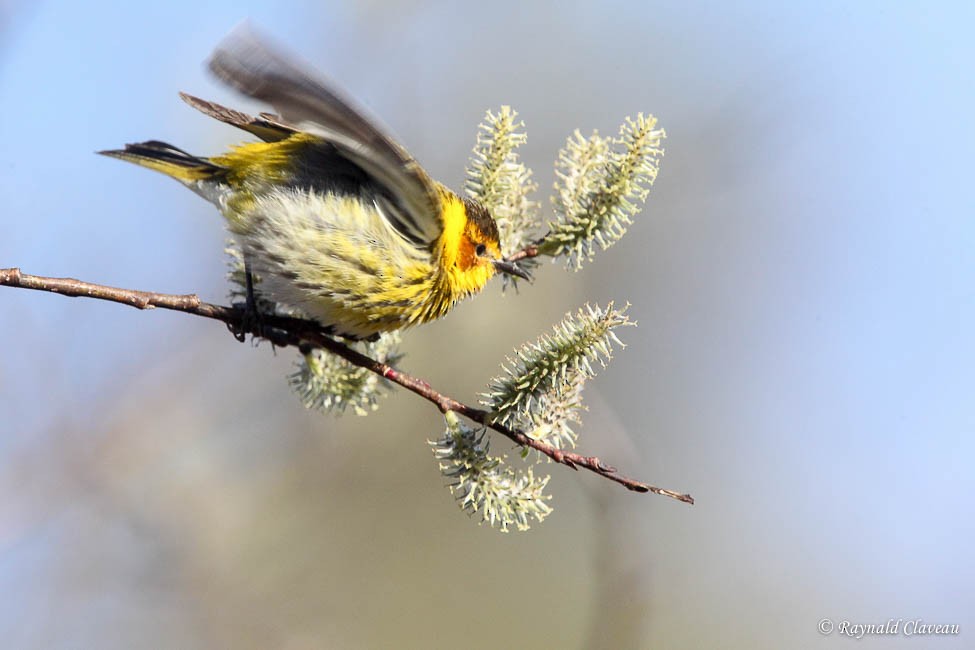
0 267 693 504
507 245 539 263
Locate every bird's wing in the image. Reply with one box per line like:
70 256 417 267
179 92 297 143
207 24 443 247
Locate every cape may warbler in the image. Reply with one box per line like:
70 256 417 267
101 28 529 339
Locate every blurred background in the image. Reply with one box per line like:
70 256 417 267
1 2 973 648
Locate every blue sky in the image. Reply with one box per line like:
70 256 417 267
1 2 973 648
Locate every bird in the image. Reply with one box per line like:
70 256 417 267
99 27 529 340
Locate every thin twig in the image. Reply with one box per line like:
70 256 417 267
507 245 539 263
0 267 693 504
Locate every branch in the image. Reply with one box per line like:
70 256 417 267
507 245 539 263
0 267 693 504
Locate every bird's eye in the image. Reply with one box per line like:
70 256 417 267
475 243 487 256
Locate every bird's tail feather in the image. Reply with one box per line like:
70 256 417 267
98 140 226 182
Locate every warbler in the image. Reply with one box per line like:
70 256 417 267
100 28 528 339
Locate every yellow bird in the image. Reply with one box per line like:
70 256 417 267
100 28 528 340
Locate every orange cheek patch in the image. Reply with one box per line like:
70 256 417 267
456 236 477 271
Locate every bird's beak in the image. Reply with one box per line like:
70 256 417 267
492 258 532 281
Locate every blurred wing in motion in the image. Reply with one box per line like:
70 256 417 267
208 24 443 246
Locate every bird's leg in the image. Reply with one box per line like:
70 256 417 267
228 259 264 343
244 259 258 315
